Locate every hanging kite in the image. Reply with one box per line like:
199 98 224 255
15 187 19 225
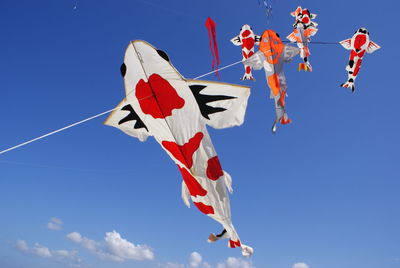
258 0 273 21
105 40 253 256
205 17 220 77
244 30 300 133
230 24 261 81
340 28 380 92
286 6 318 71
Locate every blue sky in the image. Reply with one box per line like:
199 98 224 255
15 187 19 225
0 0 398 267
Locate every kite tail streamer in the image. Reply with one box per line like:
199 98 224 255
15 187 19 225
205 17 220 78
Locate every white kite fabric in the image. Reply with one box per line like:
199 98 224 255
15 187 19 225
104 40 253 256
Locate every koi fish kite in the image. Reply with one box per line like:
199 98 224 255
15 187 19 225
340 28 380 92
245 30 300 133
105 40 253 256
287 6 318 71
230 24 260 81
205 17 220 77
258 0 273 21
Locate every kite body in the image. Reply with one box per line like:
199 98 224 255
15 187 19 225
340 28 380 92
105 40 253 256
245 30 300 133
230 25 261 81
287 6 318 71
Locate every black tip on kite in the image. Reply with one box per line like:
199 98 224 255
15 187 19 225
120 63 127 77
157 50 170 62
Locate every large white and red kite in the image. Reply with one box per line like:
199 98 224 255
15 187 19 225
105 40 253 256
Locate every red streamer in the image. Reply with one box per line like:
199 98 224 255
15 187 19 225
205 17 220 78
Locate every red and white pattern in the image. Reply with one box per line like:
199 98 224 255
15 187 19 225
105 40 253 256
231 25 260 81
340 28 380 92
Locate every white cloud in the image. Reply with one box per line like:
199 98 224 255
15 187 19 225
47 217 63 231
189 252 202 268
217 257 254 268
16 240 83 267
293 263 309 268
163 262 185 268
66 230 154 262
161 252 252 268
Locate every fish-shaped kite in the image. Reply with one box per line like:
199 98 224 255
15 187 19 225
230 24 261 81
105 40 253 256
340 28 380 92
245 30 300 133
287 6 318 71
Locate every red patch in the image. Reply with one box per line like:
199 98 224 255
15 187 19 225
135 73 185 119
354 35 367 50
242 37 255 51
241 29 251 38
162 132 204 169
178 166 207 197
245 66 251 74
206 156 223 181
194 202 215 214
229 239 241 248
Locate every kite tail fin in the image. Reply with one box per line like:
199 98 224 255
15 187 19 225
298 62 312 72
340 81 355 92
241 73 255 81
240 244 254 257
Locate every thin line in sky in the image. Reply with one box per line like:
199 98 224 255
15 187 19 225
0 60 244 156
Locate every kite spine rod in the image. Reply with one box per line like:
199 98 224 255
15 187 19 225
0 60 244 155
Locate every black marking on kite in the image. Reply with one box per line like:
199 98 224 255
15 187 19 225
216 229 227 238
120 63 127 78
157 50 170 62
189 85 236 120
349 60 354 68
118 104 148 131
349 78 354 83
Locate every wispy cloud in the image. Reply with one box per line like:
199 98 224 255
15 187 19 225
293 263 310 268
47 217 63 231
66 230 154 262
161 252 253 268
16 240 83 267
216 257 254 268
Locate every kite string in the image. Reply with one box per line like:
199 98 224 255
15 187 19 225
0 38 340 156
0 60 244 156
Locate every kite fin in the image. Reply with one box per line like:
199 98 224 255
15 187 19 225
223 171 233 194
367 41 381 54
241 73 255 81
298 62 312 72
187 80 250 129
340 81 355 92
181 181 191 208
241 244 254 257
254 35 261 45
230 35 242 46
208 229 228 243
340 39 352 50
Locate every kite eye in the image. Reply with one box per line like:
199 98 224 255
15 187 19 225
120 63 127 78
156 50 170 62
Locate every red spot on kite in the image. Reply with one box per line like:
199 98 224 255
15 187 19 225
178 166 207 197
206 156 223 181
229 239 241 248
354 35 367 50
242 37 255 51
162 132 204 169
194 202 215 215
135 73 185 119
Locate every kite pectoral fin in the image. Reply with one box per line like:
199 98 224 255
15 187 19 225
207 229 228 243
181 181 191 208
340 39 352 50
367 40 381 54
230 35 242 46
